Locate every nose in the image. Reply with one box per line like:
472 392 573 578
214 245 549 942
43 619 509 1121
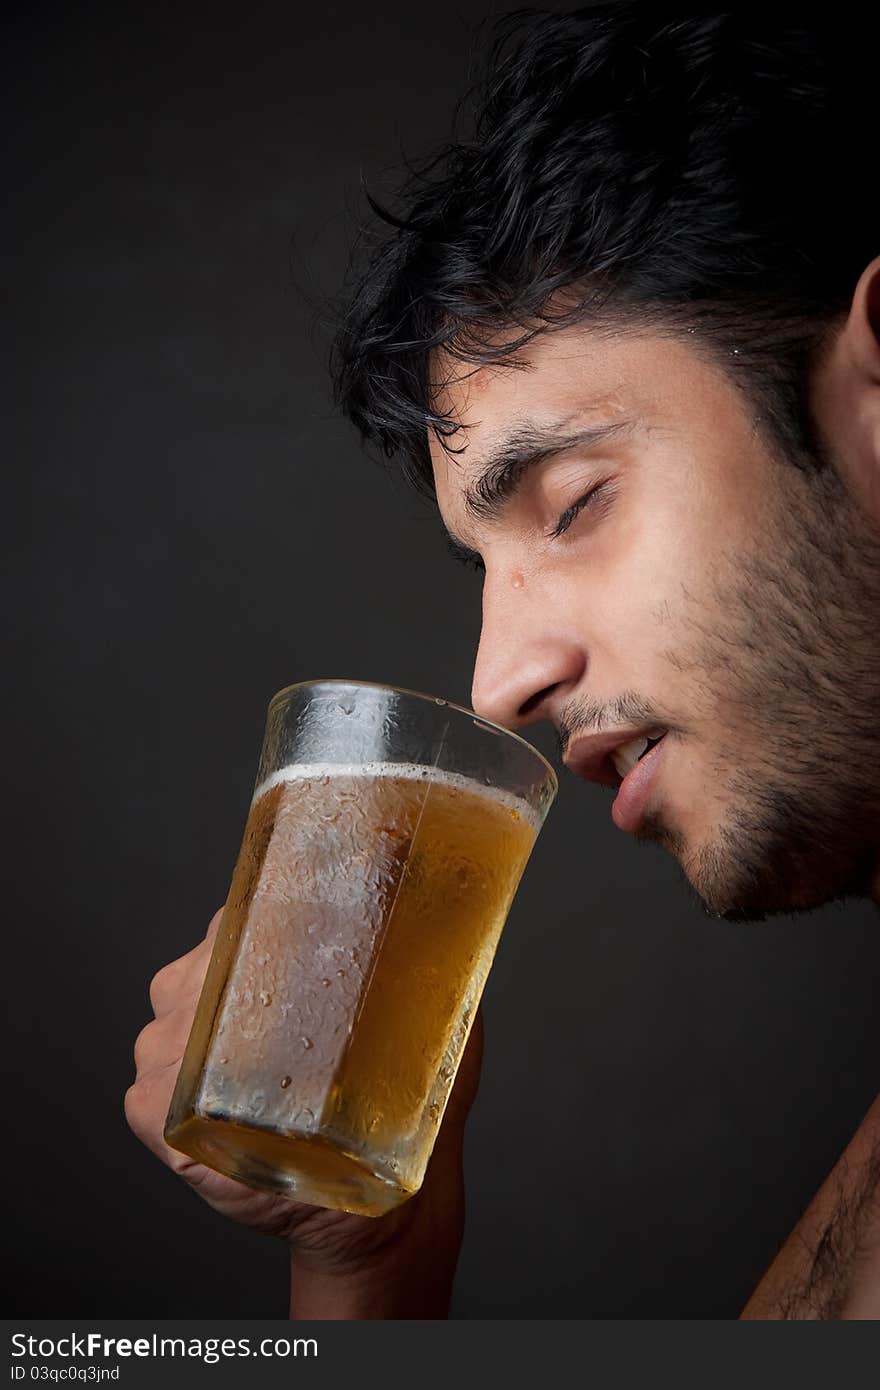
470 579 586 731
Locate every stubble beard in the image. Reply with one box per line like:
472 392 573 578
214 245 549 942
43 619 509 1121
645 454 880 923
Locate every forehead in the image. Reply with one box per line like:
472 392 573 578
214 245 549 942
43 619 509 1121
427 324 670 494
426 321 754 515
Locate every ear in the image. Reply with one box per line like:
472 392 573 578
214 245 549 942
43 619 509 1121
811 256 880 523
839 256 880 382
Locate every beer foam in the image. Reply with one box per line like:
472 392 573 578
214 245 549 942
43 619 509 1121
252 761 543 830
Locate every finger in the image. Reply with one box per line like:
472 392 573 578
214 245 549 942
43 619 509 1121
439 1005 484 1133
149 909 224 1017
124 1061 191 1172
132 1007 194 1076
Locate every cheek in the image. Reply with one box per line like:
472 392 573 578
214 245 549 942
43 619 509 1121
583 504 700 679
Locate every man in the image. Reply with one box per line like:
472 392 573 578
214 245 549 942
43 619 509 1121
125 5 880 1317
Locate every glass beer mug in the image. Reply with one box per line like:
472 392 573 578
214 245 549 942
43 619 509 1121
165 680 556 1216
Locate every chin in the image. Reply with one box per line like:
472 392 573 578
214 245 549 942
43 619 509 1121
636 805 863 922
681 826 876 923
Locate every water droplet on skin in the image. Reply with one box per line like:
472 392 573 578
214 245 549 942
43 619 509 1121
300 1036 313 1049
280 1075 291 1088
258 991 272 1006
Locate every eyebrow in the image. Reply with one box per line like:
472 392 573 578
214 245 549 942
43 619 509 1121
444 416 635 566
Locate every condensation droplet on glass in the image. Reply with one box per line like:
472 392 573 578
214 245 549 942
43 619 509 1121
336 969 346 978
219 1057 228 1065
280 1075 291 1088
300 1036 313 1049
435 697 447 706
321 977 331 987
440 1065 454 1082
429 1102 440 1122
258 990 272 1006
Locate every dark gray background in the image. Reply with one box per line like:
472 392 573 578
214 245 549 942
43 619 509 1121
7 1 880 1318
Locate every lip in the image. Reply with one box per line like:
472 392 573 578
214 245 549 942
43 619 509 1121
563 727 668 832
610 735 667 832
562 727 664 790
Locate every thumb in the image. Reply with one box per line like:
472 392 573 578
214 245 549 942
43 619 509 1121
438 1005 484 1136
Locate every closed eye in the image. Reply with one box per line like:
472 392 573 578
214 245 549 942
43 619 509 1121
445 479 614 568
548 480 612 539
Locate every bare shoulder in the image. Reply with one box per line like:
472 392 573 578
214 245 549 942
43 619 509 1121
742 1096 880 1319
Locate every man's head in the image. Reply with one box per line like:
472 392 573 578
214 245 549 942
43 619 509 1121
333 5 880 921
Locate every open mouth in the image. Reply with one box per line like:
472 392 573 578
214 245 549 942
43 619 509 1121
611 730 667 783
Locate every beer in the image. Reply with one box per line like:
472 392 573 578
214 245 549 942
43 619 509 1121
165 763 538 1215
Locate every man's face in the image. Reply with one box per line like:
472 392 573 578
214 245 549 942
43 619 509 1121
429 324 880 921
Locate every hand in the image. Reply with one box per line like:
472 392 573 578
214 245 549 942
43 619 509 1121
125 910 483 1315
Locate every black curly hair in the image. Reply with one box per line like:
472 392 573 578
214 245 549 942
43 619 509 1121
332 4 879 498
